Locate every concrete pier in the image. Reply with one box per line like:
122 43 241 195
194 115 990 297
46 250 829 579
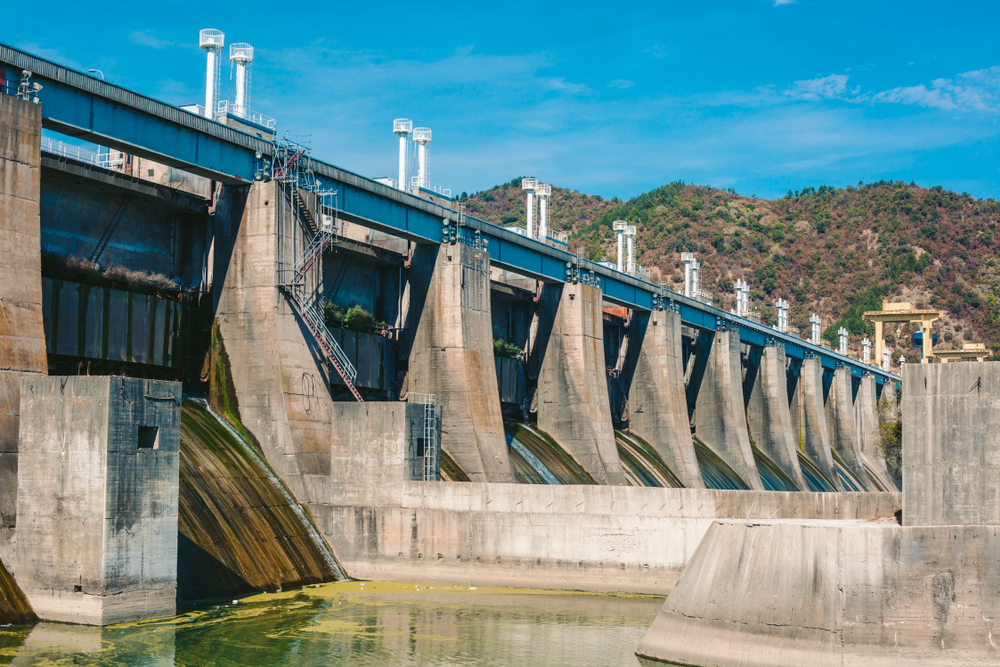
798 357 842 490
693 331 763 490
537 283 626 486
408 244 513 482
627 310 704 488
0 94 48 564
15 377 181 625
826 367 870 489
747 344 807 491
637 361 1000 666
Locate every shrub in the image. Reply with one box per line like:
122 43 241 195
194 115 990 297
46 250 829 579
493 338 521 358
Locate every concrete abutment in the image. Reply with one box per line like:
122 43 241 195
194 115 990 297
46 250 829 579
747 344 807 491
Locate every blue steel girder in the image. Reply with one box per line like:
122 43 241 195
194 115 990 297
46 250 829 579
0 41 898 388
0 44 269 183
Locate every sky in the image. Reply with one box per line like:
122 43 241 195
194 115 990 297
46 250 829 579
6 1 1000 201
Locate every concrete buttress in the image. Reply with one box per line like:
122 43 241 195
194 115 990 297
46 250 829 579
826 367 870 489
855 374 898 491
693 331 763 490
408 244 513 482
537 283 626 485
0 94 48 566
747 345 807 491
799 358 843 491
627 310 704 488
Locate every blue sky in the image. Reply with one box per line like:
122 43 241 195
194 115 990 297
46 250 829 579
7 1 1000 200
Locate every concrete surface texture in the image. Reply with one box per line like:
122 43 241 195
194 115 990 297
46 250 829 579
407 243 513 482
636 519 1000 666
15 376 181 625
825 367 871 489
903 362 1000 526
798 358 843 491
627 310 704 488
0 93 48 567
747 344 808 491
536 283 627 485
693 331 763 490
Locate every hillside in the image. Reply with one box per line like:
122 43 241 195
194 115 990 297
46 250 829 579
463 179 1000 361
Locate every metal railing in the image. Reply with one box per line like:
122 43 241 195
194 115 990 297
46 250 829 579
217 100 276 130
284 288 360 391
409 176 452 198
40 137 124 169
408 393 439 482
292 229 336 285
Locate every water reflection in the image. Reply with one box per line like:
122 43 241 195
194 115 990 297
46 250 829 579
2 583 662 667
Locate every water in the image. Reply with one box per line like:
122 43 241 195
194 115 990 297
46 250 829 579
692 437 749 490
0 583 663 666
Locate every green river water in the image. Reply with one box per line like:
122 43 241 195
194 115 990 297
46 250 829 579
0 582 664 666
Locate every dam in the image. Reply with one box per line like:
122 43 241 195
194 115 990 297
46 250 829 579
0 35 949 664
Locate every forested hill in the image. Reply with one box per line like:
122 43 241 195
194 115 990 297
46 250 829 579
461 178 1000 360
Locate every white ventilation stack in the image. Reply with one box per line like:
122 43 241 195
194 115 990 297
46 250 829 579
882 347 891 371
775 298 789 332
862 337 871 364
691 256 700 296
681 253 695 297
522 178 538 237
809 314 821 344
537 184 551 240
229 43 253 118
413 127 431 190
199 29 225 120
899 354 906 368
734 279 749 316
741 281 750 315
613 221 628 271
626 225 637 274
393 119 412 191
838 327 849 355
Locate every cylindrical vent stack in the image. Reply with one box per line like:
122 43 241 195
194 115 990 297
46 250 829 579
613 221 627 271
537 184 551 241
681 253 694 297
626 225 637 274
199 29 225 120
413 128 431 189
393 119 413 191
522 178 538 237
230 43 254 118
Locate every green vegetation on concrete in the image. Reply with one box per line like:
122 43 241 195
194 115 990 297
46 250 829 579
493 338 522 358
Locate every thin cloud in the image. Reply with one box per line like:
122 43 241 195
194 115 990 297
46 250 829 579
788 74 850 101
608 79 635 89
129 31 171 49
774 0 795 5
872 67 1000 112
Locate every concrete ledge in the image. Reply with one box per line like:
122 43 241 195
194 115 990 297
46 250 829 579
313 484 899 596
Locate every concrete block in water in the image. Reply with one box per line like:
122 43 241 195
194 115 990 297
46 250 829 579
693 330 763 490
636 519 1000 666
747 344 808 491
627 310 703 488
15 376 181 625
537 283 626 486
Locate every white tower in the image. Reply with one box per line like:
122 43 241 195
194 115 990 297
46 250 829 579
838 327 849 355
809 314 821 344
537 184 551 240
899 355 906 369
691 257 700 296
775 299 789 332
734 279 750 316
681 253 695 297
862 337 871 364
882 348 891 371
413 127 431 190
393 119 412 191
199 29 225 120
626 225 637 274
741 280 750 315
229 43 253 118
613 221 628 271
733 279 743 315
521 178 538 237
